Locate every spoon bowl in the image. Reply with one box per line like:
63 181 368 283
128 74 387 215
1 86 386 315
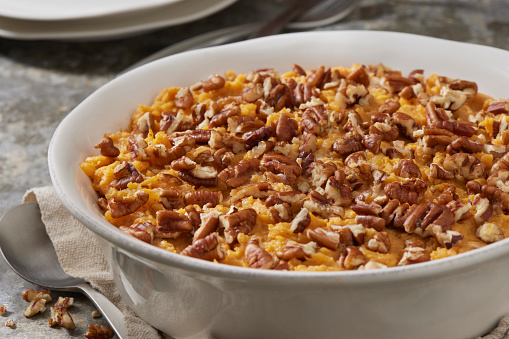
0 202 126 338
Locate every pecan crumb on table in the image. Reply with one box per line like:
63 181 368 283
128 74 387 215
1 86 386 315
81 63 509 271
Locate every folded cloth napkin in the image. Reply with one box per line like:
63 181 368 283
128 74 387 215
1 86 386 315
23 186 509 339
23 186 164 339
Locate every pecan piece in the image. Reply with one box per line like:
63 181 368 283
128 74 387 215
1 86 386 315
242 83 264 102
309 160 337 188
307 228 340 250
446 136 483 154
442 153 486 180
170 156 196 171
398 242 430 266
363 133 382 153
266 83 293 111
193 210 221 243
477 222 504 243
287 78 317 106
0 304 6 316
487 100 509 115
355 215 386 232
324 174 352 207
379 99 401 114
261 153 302 185
209 130 245 153
482 185 509 213
331 133 365 156
202 74 225 92
393 112 417 139
49 297 75 330
209 106 241 128
111 162 144 190
334 224 366 246
218 158 260 188
245 238 274 269
472 195 493 224
184 191 222 208
22 289 52 317
178 170 217 187
301 105 328 135
182 232 226 261
429 163 454 180
299 132 318 154
384 180 427 205
487 170 509 193
243 126 273 150
119 225 152 244
382 74 413 93
275 113 299 142
156 210 193 238
277 240 317 261
369 123 399 142
220 208 257 243
290 208 311 233
351 202 382 216
230 182 274 203
393 159 422 179
108 192 149 219
175 87 194 109
157 187 182 210
366 232 391 253
339 246 367 270
84 324 114 339
94 136 119 157
346 65 370 87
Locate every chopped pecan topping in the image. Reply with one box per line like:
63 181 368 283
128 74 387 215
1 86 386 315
394 159 422 179
355 215 386 232
265 83 293 111
331 133 365 156
307 228 340 250
363 133 382 153
218 158 260 187
379 99 401 114
220 208 257 243
49 297 75 330
119 225 152 244
447 200 473 222
245 238 274 269
178 170 217 187
242 83 264 102
287 78 317 106
366 232 391 253
182 232 226 261
243 126 273 149
398 242 430 266
487 100 509 115
382 73 414 93
111 162 144 190
481 185 509 212
261 153 302 185
277 240 317 261
202 74 226 92
209 106 241 128
487 170 509 193
301 105 328 135
193 210 221 243
442 153 486 180
436 186 458 205
290 208 311 233
230 182 273 203
109 192 149 218
94 136 119 157
446 136 483 154
209 130 245 153
339 246 367 269
346 65 370 87
384 179 427 205
270 202 292 222
171 156 196 171
5 319 15 329
429 163 454 180
299 132 318 154
175 87 194 109
324 174 352 207
472 195 493 224
393 112 417 139
351 202 382 216
476 222 504 243
84 323 114 339
184 191 222 208
0 304 6 316
156 210 193 238
275 113 299 142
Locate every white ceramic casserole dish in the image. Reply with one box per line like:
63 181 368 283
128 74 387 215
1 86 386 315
48 31 509 339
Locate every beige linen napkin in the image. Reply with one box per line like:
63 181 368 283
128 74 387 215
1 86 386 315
23 186 163 339
22 186 509 339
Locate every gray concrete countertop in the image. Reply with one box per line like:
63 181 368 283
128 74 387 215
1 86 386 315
1 0 508 337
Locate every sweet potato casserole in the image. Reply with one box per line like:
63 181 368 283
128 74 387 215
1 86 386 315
81 63 509 271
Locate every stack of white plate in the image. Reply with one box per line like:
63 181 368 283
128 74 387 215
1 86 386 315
0 0 237 41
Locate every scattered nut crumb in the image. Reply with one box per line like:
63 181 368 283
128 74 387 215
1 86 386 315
5 319 16 329
49 297 75 330
22 289 52 317
0 304 7 316
84 323 114 339
91 310 102 318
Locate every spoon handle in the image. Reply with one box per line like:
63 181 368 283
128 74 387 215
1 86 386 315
78 283 127 339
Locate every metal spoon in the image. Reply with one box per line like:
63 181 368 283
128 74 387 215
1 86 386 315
0 202 127 339
121 0 359 74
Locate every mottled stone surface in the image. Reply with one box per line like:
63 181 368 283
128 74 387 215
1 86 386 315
0 0 508 337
